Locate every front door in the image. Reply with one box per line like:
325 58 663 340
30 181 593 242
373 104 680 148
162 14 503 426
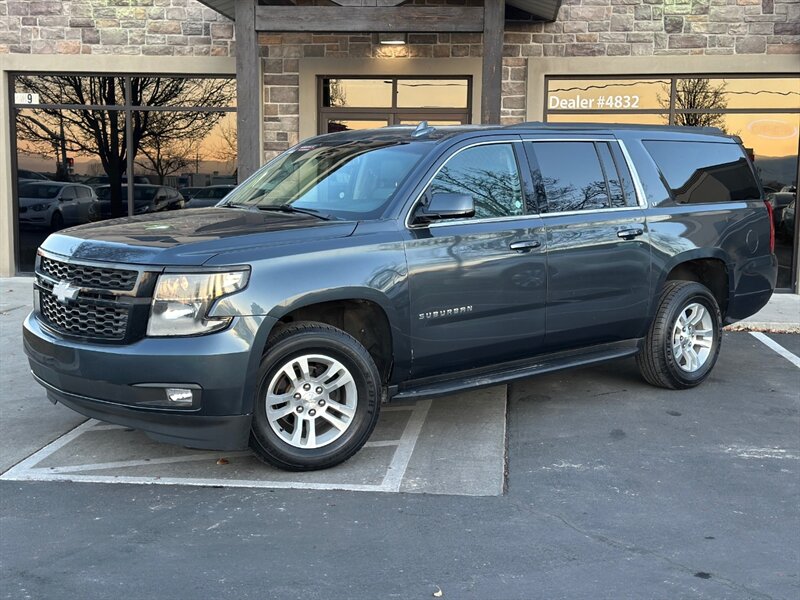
404 139 548 379
523 137 652 352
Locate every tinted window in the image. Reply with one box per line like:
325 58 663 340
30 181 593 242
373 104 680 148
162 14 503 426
529 142 610 212
61 187 76 200
644 140 760 204
77 186 92 198
430 144 523 219
18 183 61 199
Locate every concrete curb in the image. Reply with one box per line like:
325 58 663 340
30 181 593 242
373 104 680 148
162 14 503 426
724 323 800 334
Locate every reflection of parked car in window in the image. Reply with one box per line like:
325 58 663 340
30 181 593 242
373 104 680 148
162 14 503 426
779 198 795 239
18 181 96 230
767 191 796 225
89 184 184 220
184 185 236 208
17 169 51 183
178 187 205 200
24 124 777 472
83 175 151 188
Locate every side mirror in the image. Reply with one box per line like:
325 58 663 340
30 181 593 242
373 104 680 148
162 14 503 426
414 192 475 224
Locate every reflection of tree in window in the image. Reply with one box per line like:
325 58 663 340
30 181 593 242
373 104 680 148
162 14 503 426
430 145 523 219
532 142 610 212
15 76 235 216
660 78 729 130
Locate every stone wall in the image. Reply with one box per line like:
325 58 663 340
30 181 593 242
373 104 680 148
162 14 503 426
0 0 234 56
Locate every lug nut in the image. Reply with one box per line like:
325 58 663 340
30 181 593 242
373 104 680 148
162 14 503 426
318 399 326 407
296 406 304 413
303 383 311 391
316 387 323 394
293 393 301 399
308 409 316 417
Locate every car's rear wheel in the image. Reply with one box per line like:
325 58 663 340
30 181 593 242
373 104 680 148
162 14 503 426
250 321 381 471
50 211 64 231
637 281 722 390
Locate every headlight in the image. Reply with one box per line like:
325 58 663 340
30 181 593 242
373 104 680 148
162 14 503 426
147 270 249 336
32 203 50 211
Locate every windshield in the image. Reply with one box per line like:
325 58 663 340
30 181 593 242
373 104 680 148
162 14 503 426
222 140 430 219
19 183 62 199
96 187 159 202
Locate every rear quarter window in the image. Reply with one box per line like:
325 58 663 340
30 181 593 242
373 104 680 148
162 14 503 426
643 140 760 204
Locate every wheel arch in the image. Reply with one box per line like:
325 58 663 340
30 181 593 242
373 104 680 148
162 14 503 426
655 250 732 319
263 289 402 385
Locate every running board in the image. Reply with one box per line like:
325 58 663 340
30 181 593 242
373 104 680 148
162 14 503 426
390 340 641 401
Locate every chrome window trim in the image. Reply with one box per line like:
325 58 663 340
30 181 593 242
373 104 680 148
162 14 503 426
616 139 649 210
404 139 527 230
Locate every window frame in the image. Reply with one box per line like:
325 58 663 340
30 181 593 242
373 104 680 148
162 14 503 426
521 138 646 217
405 139 533 229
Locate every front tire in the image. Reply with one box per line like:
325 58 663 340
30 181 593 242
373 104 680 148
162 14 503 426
637 281 722 390
250 321 382 471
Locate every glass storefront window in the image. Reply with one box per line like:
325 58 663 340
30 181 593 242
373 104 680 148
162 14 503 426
397 79 469 109
319 75 471 134
545 113 669 126
321 78 393 108
12 74 237 273
130 77 237 108
547 78 670 112
677 78 800 111
14 75 123 107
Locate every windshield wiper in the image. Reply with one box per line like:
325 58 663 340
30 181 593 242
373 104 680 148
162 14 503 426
256 204 334 221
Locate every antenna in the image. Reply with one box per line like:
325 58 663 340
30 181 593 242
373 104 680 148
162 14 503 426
412 121 435 138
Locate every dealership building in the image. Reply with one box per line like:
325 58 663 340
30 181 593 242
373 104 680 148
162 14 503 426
0 0 798 290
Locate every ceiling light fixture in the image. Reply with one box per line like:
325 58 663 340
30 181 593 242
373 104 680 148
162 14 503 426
379 33 407 45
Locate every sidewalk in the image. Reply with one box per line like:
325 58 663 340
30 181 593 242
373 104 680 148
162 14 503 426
725 292 800 333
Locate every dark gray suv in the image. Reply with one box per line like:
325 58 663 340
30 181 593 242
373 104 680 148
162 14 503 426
23 124 777 471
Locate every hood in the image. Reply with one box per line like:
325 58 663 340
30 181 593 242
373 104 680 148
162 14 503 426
19 196 57 208
40 207 358 266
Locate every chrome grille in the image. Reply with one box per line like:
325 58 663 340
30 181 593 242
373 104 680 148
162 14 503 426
40 256 138 291
39 289 129 340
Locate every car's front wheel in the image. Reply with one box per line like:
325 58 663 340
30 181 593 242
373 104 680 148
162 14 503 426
637 281 722 390
250 321 381 471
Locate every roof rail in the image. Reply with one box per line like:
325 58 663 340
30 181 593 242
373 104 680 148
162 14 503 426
503 121 727 136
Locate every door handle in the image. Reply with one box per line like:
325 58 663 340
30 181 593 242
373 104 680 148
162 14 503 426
509 240 542 252
616 228 644 240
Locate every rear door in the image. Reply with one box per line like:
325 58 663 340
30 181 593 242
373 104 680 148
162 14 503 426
523 137 652 351
403 137 548 378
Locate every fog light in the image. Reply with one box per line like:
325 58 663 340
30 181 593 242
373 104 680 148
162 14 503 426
166 388 194 405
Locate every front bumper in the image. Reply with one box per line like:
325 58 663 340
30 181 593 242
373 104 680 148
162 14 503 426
23 312 275 450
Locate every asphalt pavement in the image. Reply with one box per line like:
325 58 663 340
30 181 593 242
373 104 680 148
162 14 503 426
1 278 799 599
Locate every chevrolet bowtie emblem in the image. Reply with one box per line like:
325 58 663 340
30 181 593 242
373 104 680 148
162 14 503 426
52 281 80 304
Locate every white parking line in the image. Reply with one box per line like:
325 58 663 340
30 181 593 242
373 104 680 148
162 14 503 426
0 403 431 493
750 332 800 369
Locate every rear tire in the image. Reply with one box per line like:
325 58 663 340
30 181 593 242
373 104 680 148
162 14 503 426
50 211 64 231
637 281 722 390
249 321 381 471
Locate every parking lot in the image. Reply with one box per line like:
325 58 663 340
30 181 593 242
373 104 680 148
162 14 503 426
1 281 798 599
